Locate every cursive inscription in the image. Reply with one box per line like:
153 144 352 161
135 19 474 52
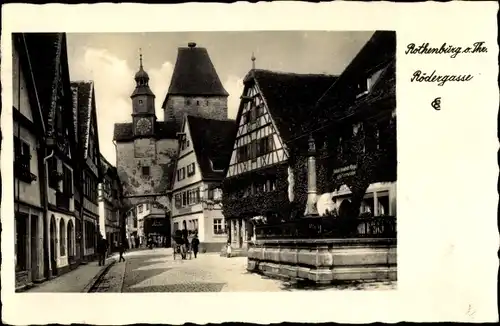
411 70 473 86
406 42 487 59
406 41 488 90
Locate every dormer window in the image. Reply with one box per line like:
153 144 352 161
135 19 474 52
356 68 384 98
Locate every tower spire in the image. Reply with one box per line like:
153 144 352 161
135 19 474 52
139 47 143 69
251 52 256 70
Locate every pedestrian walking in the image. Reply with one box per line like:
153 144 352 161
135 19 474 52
118 242 126 262
97 235 108 266
191 235 200 258
226 241 232 258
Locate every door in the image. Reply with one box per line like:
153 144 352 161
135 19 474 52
50 216 57 275
30 215 38 281
75 219 82 261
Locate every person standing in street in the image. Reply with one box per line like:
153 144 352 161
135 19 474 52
118 242 126 262
98 235 108 266
226 241 232 258
191 235 200 258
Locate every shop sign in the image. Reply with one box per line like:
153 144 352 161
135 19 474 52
333 164 357 179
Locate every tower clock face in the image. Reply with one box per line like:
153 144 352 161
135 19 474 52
136 118 152 135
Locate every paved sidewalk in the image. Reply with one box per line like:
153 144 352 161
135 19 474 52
26 254 118 293
113 249 396 292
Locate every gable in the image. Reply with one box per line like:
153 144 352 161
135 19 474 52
226 82 288 178
13 34 46 135
187 115 236 180
172 117 201 190
13 46 34 122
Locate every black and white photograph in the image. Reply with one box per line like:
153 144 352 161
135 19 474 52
1 2 498 325
11 30 396 293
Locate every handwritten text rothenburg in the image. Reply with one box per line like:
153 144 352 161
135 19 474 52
405 42 487 58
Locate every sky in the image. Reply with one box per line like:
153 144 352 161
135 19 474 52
66 31 374 165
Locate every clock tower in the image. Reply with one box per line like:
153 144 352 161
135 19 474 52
131 50 156 137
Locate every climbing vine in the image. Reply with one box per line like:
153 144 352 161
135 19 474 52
222 163 290 222
286 110 396 218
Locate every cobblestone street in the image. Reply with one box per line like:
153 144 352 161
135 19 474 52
91 248 396 292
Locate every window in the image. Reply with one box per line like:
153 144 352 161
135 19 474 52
187 188 200 205
241 112 249 125
14 136 34 182
139 100 143 104
185 98 191 106
62 165 73 196
207 187 216 200
133 218 138 228
177 167 187 181
213 218 224 235
138 205 143 213
173 222 179 231
196 100 200 106
180 136 190 151
187 163 195 176
85 220 95 249
59 219 66 256
174 194 181 208
182 192 187 206
15 213 28 272
142 166 150 176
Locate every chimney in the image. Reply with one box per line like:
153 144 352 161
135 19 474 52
188 42 196 48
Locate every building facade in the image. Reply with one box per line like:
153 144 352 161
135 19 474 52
18 33 79 282
307 31 397 220
113 54 177 234
13 34 47 288
71 80 102 262
99 154 123 251
125 206 138 248
246 31 397 283
114 43 229 244
222 69 338 253
171 115 236 252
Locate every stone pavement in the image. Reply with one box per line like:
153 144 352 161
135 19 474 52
96 248 396 292
26 254 118 293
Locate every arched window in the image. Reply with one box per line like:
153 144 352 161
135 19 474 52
59 219 66 256
67 220 74 259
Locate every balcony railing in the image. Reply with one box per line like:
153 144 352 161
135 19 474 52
14 154 37 183
255 216 396 240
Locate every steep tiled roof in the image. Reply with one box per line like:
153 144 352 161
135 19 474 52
113 121 179 142
22 33 62 127
250 69 338 142
100 152 118 178
315 31 396 120
187 115 237 180
71 81 93 158
162 44 228 108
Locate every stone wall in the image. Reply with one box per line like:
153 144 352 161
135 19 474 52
163 95 228 124
116 138 177 204
247 238 397 284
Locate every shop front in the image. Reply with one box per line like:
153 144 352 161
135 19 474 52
144 217 171 247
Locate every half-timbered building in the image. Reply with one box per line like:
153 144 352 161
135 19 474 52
309 31 397 219
23 33 78 278
71 80 103 263
222 69 338 252
99 154 123 252
13 33 47 289
171 115 236 252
